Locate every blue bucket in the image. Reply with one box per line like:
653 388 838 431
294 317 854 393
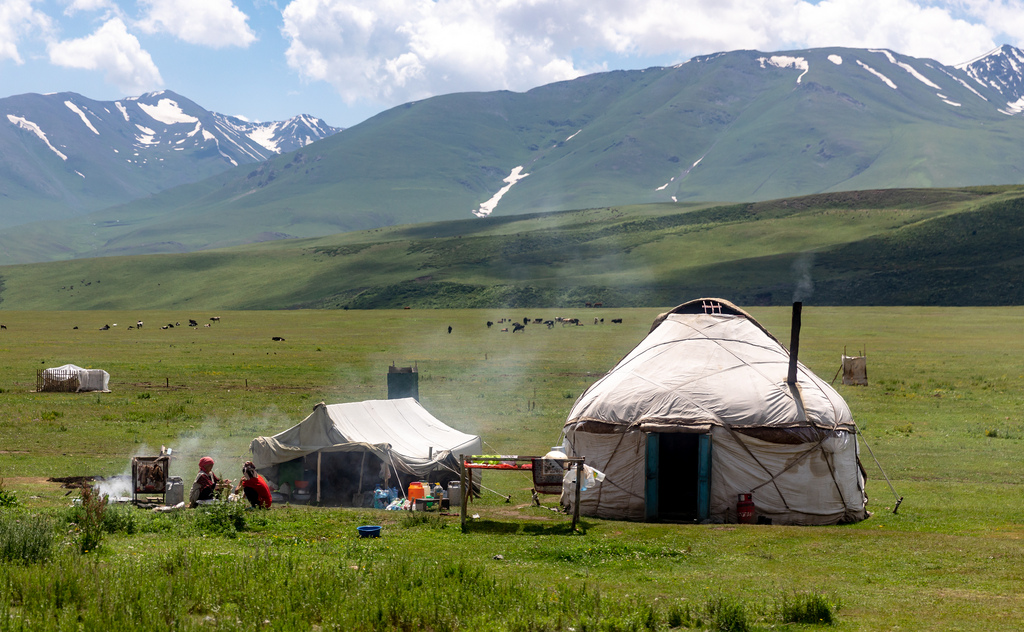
357 525 381 538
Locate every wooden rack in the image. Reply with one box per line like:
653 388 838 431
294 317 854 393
459 455 585 533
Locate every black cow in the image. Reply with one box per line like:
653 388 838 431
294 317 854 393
188 319 198 327
272 336 286 341
512 322 525 333
486 321 493 328
611 318 623 324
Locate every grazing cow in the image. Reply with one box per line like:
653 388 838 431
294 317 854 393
594 303 603 308
448 326 452 334
167 323 174 328
586 302 592 308
500 328 508 332
486 321 493 328
161 326 169 330
611 318 623 324
272 336 285 341
188 319 198 327
533 319 543 324
137 320 143 328
594 318 599 325
100 324 110 330
73 326 78 330
204 323 211 327
0 324 5 330
545 320 554 329
128 326 134 330
512 322 525 333
209 317 220 323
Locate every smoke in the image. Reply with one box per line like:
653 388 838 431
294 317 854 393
791 252 815 303
93 443 154 499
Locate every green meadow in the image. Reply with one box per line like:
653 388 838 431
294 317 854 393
0 306 1022 630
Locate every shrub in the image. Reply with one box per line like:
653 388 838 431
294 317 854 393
705 594 750 632
195 501 248 537
0 513 56 564
778 592 837 625
78 485 108 553
102 504 137 535
0 478 18 508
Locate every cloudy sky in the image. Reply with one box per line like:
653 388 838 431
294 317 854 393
0 0 1021 127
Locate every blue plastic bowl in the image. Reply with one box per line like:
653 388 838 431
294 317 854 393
357 525 382 538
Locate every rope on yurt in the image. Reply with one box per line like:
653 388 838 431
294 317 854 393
854 422 903 513
746 433 829 498
724 425 791 510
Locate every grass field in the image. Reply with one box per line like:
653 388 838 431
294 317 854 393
0 305 1022 630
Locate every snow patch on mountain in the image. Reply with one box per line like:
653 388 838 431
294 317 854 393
828 55 842 65
246 123 281 153
857 60 897 89
7 114 67 160
871 49 940 89
759 56 809 83
139 99 199 125
64 101 99 135
472 167 528 217
115 101 130 121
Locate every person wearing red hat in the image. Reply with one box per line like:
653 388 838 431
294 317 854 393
189 456 221 508
234 461 272 509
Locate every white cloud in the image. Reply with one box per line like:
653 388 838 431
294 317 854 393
63 0 116 15
137 0 256 48
280 0 1005 108
48 18 163 94
0 0 53 64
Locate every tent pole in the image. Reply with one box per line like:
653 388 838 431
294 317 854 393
460 454 468 533
358 451 367 494
317 451 321 504
572 460 582 532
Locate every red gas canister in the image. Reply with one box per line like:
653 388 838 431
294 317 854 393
737 493 756 524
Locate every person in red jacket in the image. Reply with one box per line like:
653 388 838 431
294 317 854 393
235 461 272 509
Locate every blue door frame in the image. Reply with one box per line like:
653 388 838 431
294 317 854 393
645 432 712 521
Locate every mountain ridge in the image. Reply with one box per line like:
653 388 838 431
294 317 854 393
3 45 1024 264
0 89 341 229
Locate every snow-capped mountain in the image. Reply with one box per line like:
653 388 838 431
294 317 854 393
956 44 1024 113
6 45 1024 264
0 90 341 228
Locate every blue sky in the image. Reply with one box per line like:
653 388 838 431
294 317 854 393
1 0 1021 128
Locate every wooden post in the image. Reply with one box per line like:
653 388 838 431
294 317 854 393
317 451 322 504
460 454 468 533
357 451 367 493
572 460 582 532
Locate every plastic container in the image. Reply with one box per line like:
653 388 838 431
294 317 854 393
447 481 461 507
373 488 388 509
357 525 382 538
164 476 184 505
408 481 426 500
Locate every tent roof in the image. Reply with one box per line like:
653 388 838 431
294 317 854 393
566 298 853 432
249 398 481 475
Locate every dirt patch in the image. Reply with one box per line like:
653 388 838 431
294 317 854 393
48 475 97 489
0 450 28 454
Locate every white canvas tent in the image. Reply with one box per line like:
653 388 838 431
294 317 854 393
562 298 868 526
39 364 110 392
250 398 481 504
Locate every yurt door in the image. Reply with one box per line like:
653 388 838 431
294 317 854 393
646 432 712 522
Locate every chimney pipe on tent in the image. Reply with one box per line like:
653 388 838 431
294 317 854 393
787 302 802 385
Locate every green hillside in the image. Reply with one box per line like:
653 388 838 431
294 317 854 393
0 186 1020 310
5 48 1024 265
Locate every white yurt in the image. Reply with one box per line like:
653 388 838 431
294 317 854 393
562 298 868 526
